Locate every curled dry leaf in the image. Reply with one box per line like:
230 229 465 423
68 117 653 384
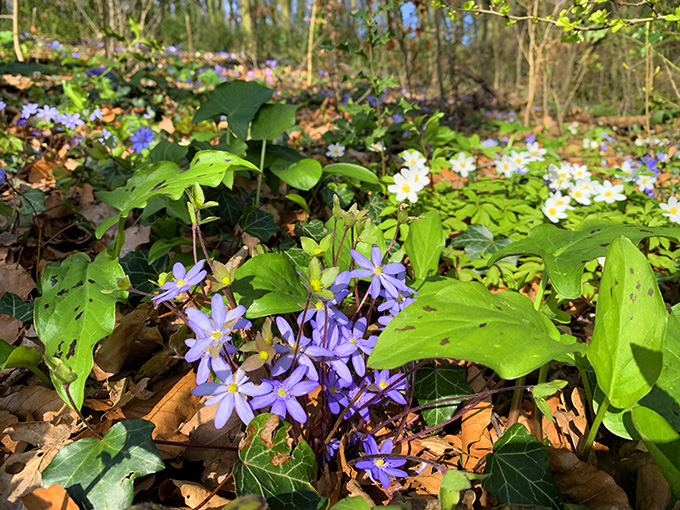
460 367 493 471
636 463 671 510
547 446 632 510
171 480 230 510
0 314 22 345
0 261 35 299
0 386 75 423
21 484 79 510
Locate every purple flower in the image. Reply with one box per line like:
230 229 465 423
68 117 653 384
192 367 271 427
0 169 6 186
153 259 207 305
185 294 250 383
341 318 376 377
57 113 84 130
0 100 6 111
271 317 330 381
392 113 403 123
326 439 340 461
342 382 375 422
250 366 319 424
21 103 38 119
36 105 59 122
129 126 155 154
373 369 407 405
89 108 103 121
326 371 350 414
525 134 536 144
349 245 408 300
355 436 407 490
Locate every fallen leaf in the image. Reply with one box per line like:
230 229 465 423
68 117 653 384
547 447 632 509
158 115 175 134
0 261 35 299
0 314 22 344
21 484 79 510
120 224 151 258
0 386 75 423
460 367 493 471
172 480 230 509
636 463 671 510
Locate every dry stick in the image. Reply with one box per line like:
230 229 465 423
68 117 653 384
348 453 446 473
63 384 104 438
153 440 237 451
194 473 233 510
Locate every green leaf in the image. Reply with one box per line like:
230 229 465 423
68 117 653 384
489 221 680 299
240 203 278 242
232 254 308 318
631 406 680 498
149 140 188 164
62 80 89 110
0 341 41 370
250 104 298 141
532 380 568 423
322 163 379 184
18 188 46 215
223 495 269 510
414 364 472 429
41 419 164 510
439 471 487 510
332 498 371 510
35 252 128 409
286 194 310 215
0 292 33 322
294 219 326 242
453 224 513 260
368 282 584 379
587 237 666 409
483 424 561 508
404 211 445 279
193 80 274 139
271 158 322 191
95 151 257 238
233 414 321 510
119 250 169 297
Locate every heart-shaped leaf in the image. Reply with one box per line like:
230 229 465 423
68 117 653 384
482 424 562 509
233 414 321 510
250 103 298 141
453 224 513 260
0 292 34 322
489 221 680 298
35 252 128 409
41 419 164 510
368 282 584 379
587 236 666 409
271 158 322 191
414 364 472 428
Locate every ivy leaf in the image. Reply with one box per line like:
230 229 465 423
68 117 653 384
294 219 326 242
414 364 472 429
119 250 169 298
240 203 278 242
41 419 164 510
193 80 274 139
453 224 512 260
233 414 321 510
489 221 680 299
18 188 46 216
0 292 34 322
482 424 562 509
232 254 308 318
35 252 128 409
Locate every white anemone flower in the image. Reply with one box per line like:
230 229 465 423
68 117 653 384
660 197 680 224
400 166 429 191
593 180 626 203
326 143 345 158
402 150 427 169
368 141 384 153
388 173 419 203
569 179 594 206
542 197 569 223
494 156 518 178
449 152 476 178
635 174 656 192
526 142 547 162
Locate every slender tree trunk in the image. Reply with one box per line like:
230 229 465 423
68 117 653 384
305 0 318 87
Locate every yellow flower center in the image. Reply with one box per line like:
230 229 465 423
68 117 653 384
315 302 324 310
228 383 238 393
259 350 269 360
548 207 557 215
176 279 186 287
605 190 613 197
277 388 287 397
349 338 357 344
400 183 411 193
460 162 467 168
374 266 382 275
264 336 273 345
574 191 582 197
379 381 387 389
211 331 222 341
221 276 231 285
310 279 324 292
671 206 678 214
374 459 385 467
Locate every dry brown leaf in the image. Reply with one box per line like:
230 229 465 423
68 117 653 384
120 224 151 258
346 479 375 507
123 371 200 458
0 423 73 503
171 480 230 509
93 305 162 380
0 386 75 423
21 484 79 510
158 115 175 134
0 261 35 299
460 367 493 471
636 463 671 510
0 314 22 345
553 388 588 453
548 447 632 509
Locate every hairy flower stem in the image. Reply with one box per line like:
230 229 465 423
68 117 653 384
324 381 368 446
255 139 267 206
288 293 312 377
63 383 103 438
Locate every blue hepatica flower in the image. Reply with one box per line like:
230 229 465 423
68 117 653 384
185 294 250 383
192 367 271 428
350 245 408 300
57 113 84 130
129 126 155 154
0 169 6 186
271 316 330 381
0 100 6 111
153 259 207 305
251 366 319 424
355 436 407 491
36 105 60 122
373 369 407 405
89 108 103 121
21 103 38 119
